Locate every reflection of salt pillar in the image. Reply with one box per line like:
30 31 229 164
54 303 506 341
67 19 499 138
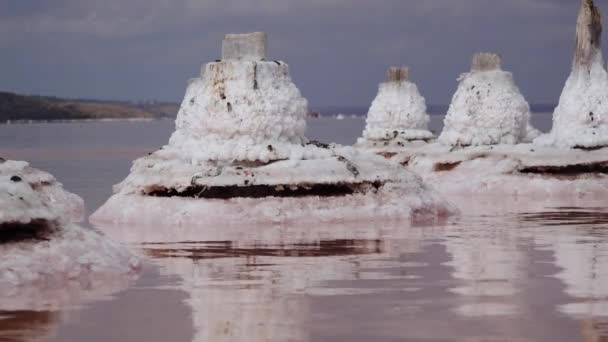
540 232 608 317
439 53 535 146
155 257 309 342
442 229 525 316
359 66 433 145
535 0 608 149
147 235 423 341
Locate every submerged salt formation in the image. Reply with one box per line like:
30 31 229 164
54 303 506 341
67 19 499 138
0 159 139 290
91 32 453 226
536 0 608 149
357 66 433 149
439 53 538 146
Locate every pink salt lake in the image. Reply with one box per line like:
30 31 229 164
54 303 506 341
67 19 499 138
2 116 607 342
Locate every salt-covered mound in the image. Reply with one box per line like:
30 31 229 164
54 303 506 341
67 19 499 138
0 158 139 292
389 143 608 214
536 0 608 149
0 159 84 223
357 67 433 150
439 53 539 146
91 32 454 226
0 223 139 309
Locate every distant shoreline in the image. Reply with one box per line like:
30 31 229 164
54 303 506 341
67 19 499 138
0 91 556 124
1 117 172 125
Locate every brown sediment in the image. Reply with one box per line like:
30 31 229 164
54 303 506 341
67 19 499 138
433 161 462 172
307 140 330 149
380 152 398 159
252 62 259 90
519 161 608 176
574 145 606 151
146 181 383 199
0 219 58 244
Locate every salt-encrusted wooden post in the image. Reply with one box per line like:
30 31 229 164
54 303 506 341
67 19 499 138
574 0 603 69
387 66 409 82
471 53 501 72
221 32 267 61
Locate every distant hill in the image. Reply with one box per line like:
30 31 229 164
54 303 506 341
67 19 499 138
0 91 556 123
0 92 179 122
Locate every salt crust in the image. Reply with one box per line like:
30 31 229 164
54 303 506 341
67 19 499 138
0 159 140 293
0 160 84 224
91 146 454 226
358 74 434 145
439 64 536 146
168 61 308 163
0 223 140 310
385 143 608 214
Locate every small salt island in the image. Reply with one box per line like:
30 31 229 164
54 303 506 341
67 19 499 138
356 66 434 152
91 32 453 226
0 159 139 299
355 0 608 213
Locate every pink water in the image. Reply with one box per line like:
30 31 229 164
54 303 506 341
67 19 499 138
2 117 608 342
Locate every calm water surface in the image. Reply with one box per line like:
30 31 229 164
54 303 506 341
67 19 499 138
2 115 608 342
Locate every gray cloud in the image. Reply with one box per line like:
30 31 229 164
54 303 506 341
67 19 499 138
0 0 604 107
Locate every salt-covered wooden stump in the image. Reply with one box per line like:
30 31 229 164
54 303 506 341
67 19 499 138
91 33 454 226
357 66 433 149
387 66 409 82
438 52 537 146
222 32 267 61
535 0 608 149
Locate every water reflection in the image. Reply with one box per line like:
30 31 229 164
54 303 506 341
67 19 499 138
100 221 440 341
581 319 608 342
0 311 59 342
522 208 608 320
521 208 608 226
442 217 527 317
0 258 138 341
91 207 608 342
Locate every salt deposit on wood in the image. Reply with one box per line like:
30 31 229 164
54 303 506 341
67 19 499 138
0 159 139 291
535 0 608 149
356 66 433 152
352 3 608 213
439 53 539 146
222 32 268 61
91 33 454 226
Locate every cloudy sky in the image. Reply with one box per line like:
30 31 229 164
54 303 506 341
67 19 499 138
0 0 604 107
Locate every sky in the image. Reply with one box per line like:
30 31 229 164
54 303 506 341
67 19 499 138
0 0 604 107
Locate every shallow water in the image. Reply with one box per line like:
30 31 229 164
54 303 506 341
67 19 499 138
2 114 608 342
